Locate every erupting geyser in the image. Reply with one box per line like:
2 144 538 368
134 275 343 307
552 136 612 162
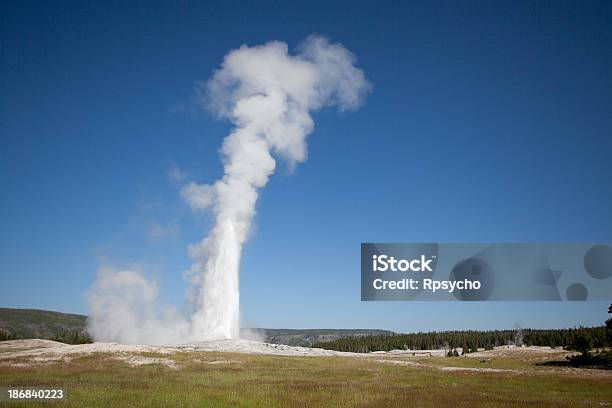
88 35 370 345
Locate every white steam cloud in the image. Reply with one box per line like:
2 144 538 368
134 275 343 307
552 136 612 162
88 35 370 345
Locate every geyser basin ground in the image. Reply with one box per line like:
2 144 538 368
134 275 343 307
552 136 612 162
1 340 611 407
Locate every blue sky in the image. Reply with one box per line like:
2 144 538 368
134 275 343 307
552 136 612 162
1 0 611 332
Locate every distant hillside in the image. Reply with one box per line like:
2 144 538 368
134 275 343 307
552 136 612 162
0 308 88 340
0 308 394 346
254 328 395 347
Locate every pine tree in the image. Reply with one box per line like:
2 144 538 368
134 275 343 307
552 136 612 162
572 329 593 357
606 304 612 343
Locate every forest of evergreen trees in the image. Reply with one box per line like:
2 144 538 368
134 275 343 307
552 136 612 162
312 326 610 353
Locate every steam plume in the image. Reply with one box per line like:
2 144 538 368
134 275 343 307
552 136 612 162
88 35 370 344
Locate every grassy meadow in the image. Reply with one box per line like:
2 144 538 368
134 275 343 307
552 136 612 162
1 350 611 407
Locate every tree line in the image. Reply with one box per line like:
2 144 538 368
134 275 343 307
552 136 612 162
0 328 92 344
313 326 610 353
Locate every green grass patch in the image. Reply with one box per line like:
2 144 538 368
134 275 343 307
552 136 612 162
1 352 611 407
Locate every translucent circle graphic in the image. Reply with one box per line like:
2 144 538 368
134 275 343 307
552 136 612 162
450 257 494 300
566 283 588 301
584 245 612 279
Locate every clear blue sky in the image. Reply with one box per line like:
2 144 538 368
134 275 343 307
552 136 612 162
1 1 611 332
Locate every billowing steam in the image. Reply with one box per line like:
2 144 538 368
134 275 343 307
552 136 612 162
88 35 370 345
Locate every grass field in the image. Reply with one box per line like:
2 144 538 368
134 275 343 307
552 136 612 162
1 348 612 407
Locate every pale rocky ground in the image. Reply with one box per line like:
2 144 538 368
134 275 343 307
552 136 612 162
0 339 176 368
0 339 586 374
0 339 365 369
466 345 572 358
0 338 467 360
0 339 65 350
373 358 517 373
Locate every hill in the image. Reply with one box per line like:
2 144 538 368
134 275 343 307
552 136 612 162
253 328 394 346
0 307 88 341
